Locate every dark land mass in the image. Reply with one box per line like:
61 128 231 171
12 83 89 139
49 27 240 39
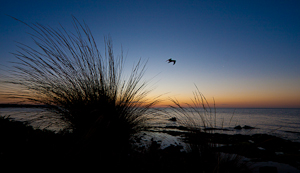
0 117 299 172
0 104 49 108
161 126 300 170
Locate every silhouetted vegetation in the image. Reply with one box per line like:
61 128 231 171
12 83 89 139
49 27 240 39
0 116 74 167
168 87 252 172
4 16 160 164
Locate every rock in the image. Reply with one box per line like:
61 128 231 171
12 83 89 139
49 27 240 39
203 127 231 131
257 147 266 150
243 125 255 129
203 127 217 131
169 117 177 121
248 140 254 143
234 125 242 130
163 144 183 154
259 166 278 173
234 125 255 130
177 126 188 131
275 152 284 155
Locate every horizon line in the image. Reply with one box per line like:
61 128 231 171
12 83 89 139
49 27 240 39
0 103 299 109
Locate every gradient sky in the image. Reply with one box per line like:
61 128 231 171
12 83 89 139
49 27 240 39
1 0 300 108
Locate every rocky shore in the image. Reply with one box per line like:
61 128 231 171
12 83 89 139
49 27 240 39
0 116 299 172
156 125 300 172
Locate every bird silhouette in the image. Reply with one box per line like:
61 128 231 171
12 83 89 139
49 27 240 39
166 58 176 65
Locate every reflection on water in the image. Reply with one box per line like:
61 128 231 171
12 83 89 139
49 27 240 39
0 107 299 142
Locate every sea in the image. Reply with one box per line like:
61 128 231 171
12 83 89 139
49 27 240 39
0 107 299 143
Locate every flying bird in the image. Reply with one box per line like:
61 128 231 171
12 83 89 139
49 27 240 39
166 58 176 65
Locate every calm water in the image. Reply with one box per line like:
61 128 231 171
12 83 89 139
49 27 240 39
156 108 300 142
0 107 299 142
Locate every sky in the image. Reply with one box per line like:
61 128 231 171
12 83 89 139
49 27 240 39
0 0 300 108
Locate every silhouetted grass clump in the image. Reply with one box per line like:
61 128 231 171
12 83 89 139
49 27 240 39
4 17 159 160
168 87 252 173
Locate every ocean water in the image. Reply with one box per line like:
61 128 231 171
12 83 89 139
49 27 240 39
0 107 299 142
155 108 300 142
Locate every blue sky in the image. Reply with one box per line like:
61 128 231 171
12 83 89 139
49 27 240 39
1 0 300 107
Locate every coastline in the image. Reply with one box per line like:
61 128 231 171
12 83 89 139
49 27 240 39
0 117 299 172
0 104 49 108
157 127 300 169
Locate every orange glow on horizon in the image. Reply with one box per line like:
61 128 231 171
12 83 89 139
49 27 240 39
1 91 299 108
152 95 300 108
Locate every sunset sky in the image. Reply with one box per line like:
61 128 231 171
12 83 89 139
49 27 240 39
0 0 299 108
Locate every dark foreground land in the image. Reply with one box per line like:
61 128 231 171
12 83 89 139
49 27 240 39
0 117 299 172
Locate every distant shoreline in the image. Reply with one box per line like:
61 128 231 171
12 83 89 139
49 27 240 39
0 104 299 109
0 104 49 108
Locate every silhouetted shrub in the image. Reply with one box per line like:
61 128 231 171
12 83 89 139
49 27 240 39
5 17 160 160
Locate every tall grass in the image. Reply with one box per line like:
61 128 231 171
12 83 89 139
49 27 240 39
169 86 216 156
169 85 217 132
169 86 250 173
4 17 159 158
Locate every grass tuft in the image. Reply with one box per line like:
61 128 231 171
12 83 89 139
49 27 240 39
4 17 160 159
168 86 251 172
